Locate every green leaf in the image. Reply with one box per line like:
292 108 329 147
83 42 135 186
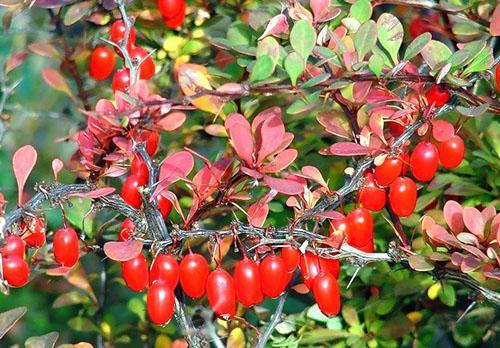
249 55 275 82
355 20 377 61
286 91 320 115
68 317 99 332
284 52 305 86
456 103 490 117
463 46 493 75
415 190 441 212
375 298 397 315
403 32 432 61
408 254 435 272
53 291 91 308
63 1 93 26
368 53 384 76
227 22 254 46
290 19 317 61
66 197 94 238
307 304 329 322
377 13 403 65
439 283 456 307
421 40 453 70
256 36 281 64
326 317 343 331
342 304 359 327
0 307 26 339
276 321 296 335
128 297 146 322
301 72 331 88
349 0 372 24
25 332 59 348
379 315 413 339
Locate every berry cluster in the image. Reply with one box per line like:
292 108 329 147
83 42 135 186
157 0 186 29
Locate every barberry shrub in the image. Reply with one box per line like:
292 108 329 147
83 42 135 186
0 0 499 347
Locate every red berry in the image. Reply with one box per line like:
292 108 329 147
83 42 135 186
389 177 417 217
89 46 115 81
53 227 79 267
2 256 29 287
130 46 155 80
110 20 136 48
358 172 386 211
328 215 349 237
439 135 464 169
121 253 149 292
299 252 340 289
164 4 186 29
346 208 373 249
408 18 431 39
1 235 25 259
121 174 148 208
157 0 185 19
150 254 179 288
425 84 450 107
147 282 175 325
21 217 46 249
157 194 173 218
233 257 263 307
357 241 374 253
119 218 134 241
495 64 500 93
410 141 439 182
179 253 209 298
206 268 236 320
312 272 341 317
146 131 160 156
374 156 403 186
400 152 410 175
112 68 130 92
280 245 300 272
131 155 149 178
260 254 288 298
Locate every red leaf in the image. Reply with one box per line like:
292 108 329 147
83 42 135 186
490 4 500 36
28 42 60 58
353 81 372 103
311 0 328 19
316 111 350 139
432 120 455 142
426 224 461 248
12 145 37 205
41 68 73 96
226 115 254 167
256 114 285 165
52 158 63 181
46 266 72 276
460 255 481 273
152 151 194 199
480 205 496 224
259 14 289 40
240 166 263 179
316 210 345 219
248 201 269 228
263 176 304 195
157 112 186 131
260 149 297 173
68 187 116 199
5 51 27 73
366 87 400 104
443 200 464 235
491 213 500 243
301 165 328 189
369 111 386 144
463 207 485 239
328 142 372 156
103 240 142 262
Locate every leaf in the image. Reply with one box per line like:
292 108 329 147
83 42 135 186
247 200 269 227
284 52 305 86
316 111 350 139
68 317 98 332
341 305 359 326
403 32 432 61
153 151 194 199
377 13 403 65
66 197 93 237
443 200 464 235
259 14 289 40
0 307 27 339
368 53 384 77
438 283 456 307
41 68 73 97
157 112 186 131
249 55 275 82
301 73 331 88
290 19 316 61
301 166 328 189
456 103 489 117
31 0 77 8
432 120 455 142
307 304 329 323
408 254 434 271
12 145 37 205
349 0 372 24
421 40 453 70
63 1 93 26
103 240 143 262
177 64 222 114
256 113 285 165
25 332 59 348
463 46 493 75
463 207 484 238
28 42 60 58
68 187 115 199
490 4 500 36
426 223 461 248
225 113 254 167
328 142 372 156
263 176 304 195
5 51 27 73
354 20 377 61
51 158 63 181
260 149 297 173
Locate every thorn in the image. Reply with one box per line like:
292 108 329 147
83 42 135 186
346 267 361 289
456 301 476 324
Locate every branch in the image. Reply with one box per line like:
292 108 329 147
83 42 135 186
174 295 208 348
255 291 288 348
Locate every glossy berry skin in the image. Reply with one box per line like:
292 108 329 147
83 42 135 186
2 256 29 287
389 177 418 217
147 282 175 325
119 218 134 241
179 253 209 298
110 20 136 47
131 155 149 178
299 252 340 289
164 4 186 29
112 68 130 92
121 174 148 208
233 257 263 307
400 152 410 175
121 253 149 292
130 46 155 80
328 215 349 237
425 84 450 107
1 235 25 259
358 241 374 253
144 131 160 156
157 0 184 19
358 172 386 211
496 64 500 93
89 46 115 81
280 245 300 272
374 156 403 186
410 141 439 182
346 208 373 249
157 194 173 218
439 135 465 169
312 272 341 317
150 254 179 288
53 227 79 267
260 254 289 298
206 268 236 320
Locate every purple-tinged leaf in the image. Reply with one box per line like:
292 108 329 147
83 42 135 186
68 187 115 199
443 200 464 235
263 176 304 195
463 206 484 239
460 255 481 273
103 240 142 262
328 142 372 156
408 254 434 271
457 232 480 247
426 224 461 248
480 205 496 224
240 166 263 179
489 4 500 36
247 190 277 228
12 145 37 205
28 42 60 58
461 244 488 261
41 68 73 97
